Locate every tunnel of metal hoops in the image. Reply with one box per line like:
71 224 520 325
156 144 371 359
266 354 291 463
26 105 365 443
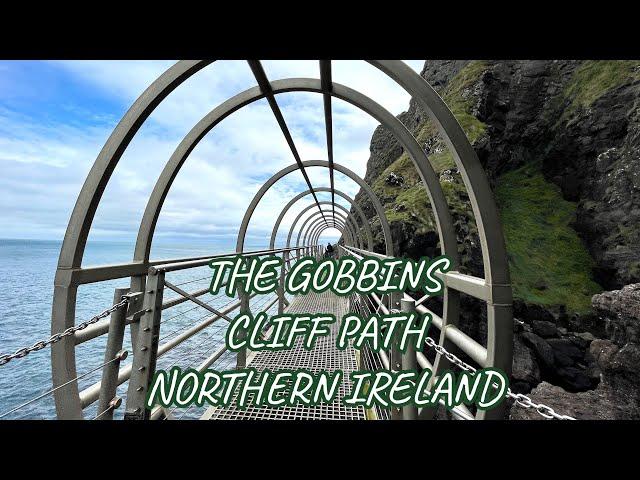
43 60 515 420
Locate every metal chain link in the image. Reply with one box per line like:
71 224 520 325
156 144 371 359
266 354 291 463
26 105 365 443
387 306 575 420
0 296 130 367
423 336 575 420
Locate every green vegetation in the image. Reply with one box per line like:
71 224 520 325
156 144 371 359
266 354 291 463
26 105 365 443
413 61 490 173
440 60 489 144
495 161 602 313
385 183 436 231
371 154 476 238
368 60 615 314
370 62 487 248
563 60 640 114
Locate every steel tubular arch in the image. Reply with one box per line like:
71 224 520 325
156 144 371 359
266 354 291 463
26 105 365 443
292 204 359 250
303 215 350 251
312 225 344 249
305 216 351 250
52 60 214 419
235 160 393 257
309 220 349 251
269 187 374 252
306 217 350 249
297 213 352 252
125 76 463 415
306 213 356 249
311 224 347 248
288 206 353 250
368 61 512 420
51 60 511 420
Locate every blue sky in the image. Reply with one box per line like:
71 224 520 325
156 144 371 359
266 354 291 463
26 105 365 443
0 60 425 251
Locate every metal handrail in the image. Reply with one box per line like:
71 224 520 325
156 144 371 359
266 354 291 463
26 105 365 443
150 245 309 274
78 248 307 411
61 245 313 287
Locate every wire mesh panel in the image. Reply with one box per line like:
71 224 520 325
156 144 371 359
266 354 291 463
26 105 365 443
204 291 366 420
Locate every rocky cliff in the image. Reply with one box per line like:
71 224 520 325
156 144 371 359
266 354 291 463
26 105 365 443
351 60 640 418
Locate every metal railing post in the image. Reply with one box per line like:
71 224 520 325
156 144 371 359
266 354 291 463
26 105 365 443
401 298 418 420
389 291 403 420
236 257 250 369
97 287 130 420
236 285 249 369
278 251 287 315
128 275 145 351
124 269 165 420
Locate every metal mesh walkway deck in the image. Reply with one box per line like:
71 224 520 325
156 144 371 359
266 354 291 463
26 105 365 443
203 291 366 420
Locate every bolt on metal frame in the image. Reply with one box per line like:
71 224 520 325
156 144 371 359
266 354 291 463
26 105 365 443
50 60 511 420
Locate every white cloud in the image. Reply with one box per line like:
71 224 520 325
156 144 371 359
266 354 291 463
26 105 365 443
0 60 425 255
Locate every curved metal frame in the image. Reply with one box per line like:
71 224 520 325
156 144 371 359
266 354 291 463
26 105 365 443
303 215 350 248
303 216 350 251
269 187 373 252
235 159 392 256
311 225 345 247
309 222 348 250
51 60 511 420
306 217 349 251
289 204 358 250
312 225 344 247
302 213 353 249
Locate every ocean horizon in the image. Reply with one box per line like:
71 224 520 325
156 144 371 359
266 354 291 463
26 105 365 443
0 237 278 419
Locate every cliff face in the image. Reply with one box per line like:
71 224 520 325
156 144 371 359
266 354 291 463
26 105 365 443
355 60 640 308
351 60 640 418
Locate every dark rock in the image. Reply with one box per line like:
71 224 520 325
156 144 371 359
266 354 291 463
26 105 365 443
356 60 640 289
555 366 594 391
420 60 471 89
589 339 640 414
547 338 584 362
589 339 619 370
591 339 640 377
511 334 541 392
384 172 404 187
351 60 640 418
521 332 555 371
592 284 640 345
589 338 619 370
532 320 559 338
575 331 596 342
567 333 592 350
509 381 640 420
513 301 557 324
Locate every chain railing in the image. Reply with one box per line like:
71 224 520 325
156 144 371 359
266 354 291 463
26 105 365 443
3 244 577 421
1 246 308 420
344 244 576 420
421 330 576 420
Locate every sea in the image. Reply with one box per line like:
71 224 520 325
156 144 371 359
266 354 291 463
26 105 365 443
0 238 277 420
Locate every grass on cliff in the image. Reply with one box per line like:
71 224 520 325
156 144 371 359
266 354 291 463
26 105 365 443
563 60 640 114
370 60 607 314
495 161 602 313
373 61 491 206
414 61 490 173
371 61 487 251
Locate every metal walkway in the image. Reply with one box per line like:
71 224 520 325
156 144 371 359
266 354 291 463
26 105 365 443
203 291 367 420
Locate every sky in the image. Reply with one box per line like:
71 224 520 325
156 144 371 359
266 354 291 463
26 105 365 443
0 60 425 254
